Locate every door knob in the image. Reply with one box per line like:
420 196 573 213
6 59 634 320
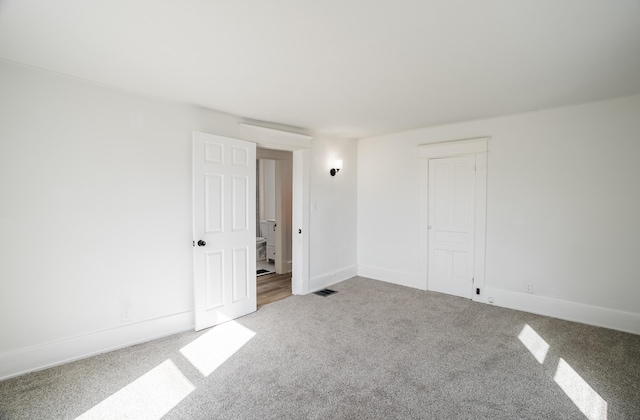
197 240 206 247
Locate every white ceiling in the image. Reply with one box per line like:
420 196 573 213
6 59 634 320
1 1 639 139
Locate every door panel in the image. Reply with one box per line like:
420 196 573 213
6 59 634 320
205 174 223 233
428 156 475 299
231 175 248 231
232 247 249 302
205 250 224 310
193 132 256 331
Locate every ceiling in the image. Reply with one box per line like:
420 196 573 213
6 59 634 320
1 1 639 139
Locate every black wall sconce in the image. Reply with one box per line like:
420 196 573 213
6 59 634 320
330 159 343 176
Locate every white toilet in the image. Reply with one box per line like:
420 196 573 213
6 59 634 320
256 237 267 261
256 220 268 261
259 220 267 238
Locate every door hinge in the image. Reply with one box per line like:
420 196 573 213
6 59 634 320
476 288 480 295
472 277 474 283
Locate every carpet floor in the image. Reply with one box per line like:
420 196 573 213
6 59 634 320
1 276 639 419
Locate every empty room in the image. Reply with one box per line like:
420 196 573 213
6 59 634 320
1 1 639 419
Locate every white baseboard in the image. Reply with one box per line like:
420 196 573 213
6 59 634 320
357 264 420 290
483 287 640 336
0 311 194 381
356 265 640 336
308 265 357 293
5 284 635 382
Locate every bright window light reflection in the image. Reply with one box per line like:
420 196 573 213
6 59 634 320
554 358 608 420
76 359 195 420
518 324 550 364
180 320 256 377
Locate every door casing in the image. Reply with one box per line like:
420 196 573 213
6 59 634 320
239 123 312 296
418 138 488 302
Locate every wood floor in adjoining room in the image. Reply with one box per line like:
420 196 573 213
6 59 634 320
257 272 292 308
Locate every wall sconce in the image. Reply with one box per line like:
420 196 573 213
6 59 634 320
330 159 343 176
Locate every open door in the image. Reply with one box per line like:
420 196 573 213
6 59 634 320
193 131 256 331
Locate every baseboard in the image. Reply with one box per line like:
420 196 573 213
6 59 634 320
0 311 194 381
355 265 640 335
483 287 640 336
357 264 420 290
6 285 635 383
308 265 357 293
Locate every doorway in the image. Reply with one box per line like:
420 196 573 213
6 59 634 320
256 158 276 277
192 125 311 331
256 149 293 307
239 123 312 297
256 149 293 275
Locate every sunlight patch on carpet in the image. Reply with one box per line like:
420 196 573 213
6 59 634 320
180 320 256 377
554 358 607 420
518 324 550 364
76 359 194 420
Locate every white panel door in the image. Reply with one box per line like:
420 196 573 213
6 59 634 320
428 156 476 298
193 132 256 331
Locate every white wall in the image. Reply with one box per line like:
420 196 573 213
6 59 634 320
0 61 358 379
262 159 276 220
309 134 358 291
358 94 640 334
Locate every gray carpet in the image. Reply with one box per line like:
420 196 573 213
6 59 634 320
1 277 639 419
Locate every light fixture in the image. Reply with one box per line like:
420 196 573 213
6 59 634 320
330 159 342 176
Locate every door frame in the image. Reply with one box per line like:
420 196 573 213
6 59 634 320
418 138 489 302
239 123 312 295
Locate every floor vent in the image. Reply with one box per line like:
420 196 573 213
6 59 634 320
256 269 271 276
314 289 338 297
